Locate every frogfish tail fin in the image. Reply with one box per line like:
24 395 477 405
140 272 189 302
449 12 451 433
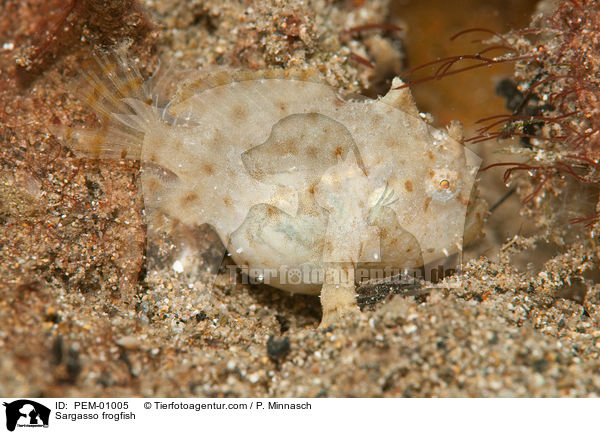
51 44 165 160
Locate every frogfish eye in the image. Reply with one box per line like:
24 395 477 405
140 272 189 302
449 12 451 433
427 169 460 203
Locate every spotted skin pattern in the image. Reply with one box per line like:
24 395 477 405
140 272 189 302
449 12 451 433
53 51 487 326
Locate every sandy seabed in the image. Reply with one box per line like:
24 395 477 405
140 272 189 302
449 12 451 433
2 0 600 397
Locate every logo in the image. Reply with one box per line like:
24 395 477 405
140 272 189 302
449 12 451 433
3 400 50 432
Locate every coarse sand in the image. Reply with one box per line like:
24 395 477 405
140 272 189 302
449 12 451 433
2 0 600 397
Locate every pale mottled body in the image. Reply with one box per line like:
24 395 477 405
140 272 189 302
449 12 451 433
56 56 486 325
